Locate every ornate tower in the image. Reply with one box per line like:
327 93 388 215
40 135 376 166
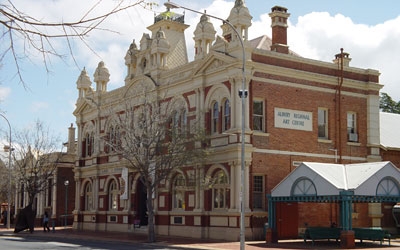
93 61 110 93
193 12 216 60
76 67 92 100
222 0 252 43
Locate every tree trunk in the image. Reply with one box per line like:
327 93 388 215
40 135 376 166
146 184 156 243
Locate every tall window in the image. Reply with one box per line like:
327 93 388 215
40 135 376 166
253 176 265 210
172 109 187 134
85 183 93 211
253 100 264 131
223 99 230 131
173 111 180 129
112 125 121 150
318 108 328 139
181 109 187 132
212 102 219 133
85 132 94 157
108 180 118 210
107 125 120 152
213 170 228 209
347 112 358 142
173 174 185 209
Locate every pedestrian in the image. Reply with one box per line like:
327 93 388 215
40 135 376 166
43 211 50 232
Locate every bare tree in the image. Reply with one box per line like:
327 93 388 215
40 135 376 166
0 159 8 205
0 0 150 87
104 91 207 243
12 120 64 211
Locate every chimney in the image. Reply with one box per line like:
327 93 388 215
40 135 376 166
67 123 76 154
269 6 290 54
333 49 351 66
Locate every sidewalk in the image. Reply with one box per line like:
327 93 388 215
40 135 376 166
1 226 399 249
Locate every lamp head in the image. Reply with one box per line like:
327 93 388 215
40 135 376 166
164 1 180 9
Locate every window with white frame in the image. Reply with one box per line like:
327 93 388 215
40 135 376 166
253 175 264 210
108 180 118 210
223 99 230 131
212 101 219 133
173 174 185 209
318 108 328 139
347 112 358 142
85 182 93 211
213 170 228 209
253 100 264 132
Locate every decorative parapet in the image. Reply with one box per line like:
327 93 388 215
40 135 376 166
154 11 184 24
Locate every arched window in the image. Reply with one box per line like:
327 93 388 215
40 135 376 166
223 99 230 131
85 183 93 211
108 180 119 210
213 170 228 209
377 177 400 196
212 102 219 134
173 174 186 209
291 177 317 196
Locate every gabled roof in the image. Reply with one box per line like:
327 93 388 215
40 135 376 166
249 35 301 57
380 112 400 150
271 161 400 198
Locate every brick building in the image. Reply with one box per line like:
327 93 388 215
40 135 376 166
14 124 76 228
71 1 392 241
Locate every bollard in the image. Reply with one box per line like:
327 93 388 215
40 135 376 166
52 219 55 233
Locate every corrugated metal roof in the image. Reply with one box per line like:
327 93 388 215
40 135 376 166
380 112 400 149
271 161 397 197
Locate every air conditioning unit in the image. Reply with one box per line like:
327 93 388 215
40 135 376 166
348 133 358 142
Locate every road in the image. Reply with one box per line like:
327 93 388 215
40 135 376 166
0 234 198 250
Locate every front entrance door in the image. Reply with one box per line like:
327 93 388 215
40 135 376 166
135 180 148 226
276 202 298 239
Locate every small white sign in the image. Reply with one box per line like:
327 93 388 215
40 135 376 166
274 108 313 131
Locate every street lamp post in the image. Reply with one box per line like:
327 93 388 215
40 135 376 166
163 2 247 249
64 180 69 227
0 114 12 229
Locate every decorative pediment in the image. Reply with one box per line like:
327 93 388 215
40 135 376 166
193 51 236 76
73 98 97 116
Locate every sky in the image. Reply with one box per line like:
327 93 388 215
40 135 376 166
1 0 400 145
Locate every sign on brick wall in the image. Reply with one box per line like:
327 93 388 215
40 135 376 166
274 107 313 131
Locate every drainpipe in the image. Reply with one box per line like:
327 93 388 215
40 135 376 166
335 48 344 164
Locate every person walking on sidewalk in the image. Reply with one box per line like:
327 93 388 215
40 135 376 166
43 212 50 232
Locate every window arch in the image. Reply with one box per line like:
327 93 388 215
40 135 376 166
173 174 186 209
213 170 229 209
291 177 317 196
377 177 400 196
222 99 230 131
212 101 219 134
108 179 119 210
85 182 93 211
